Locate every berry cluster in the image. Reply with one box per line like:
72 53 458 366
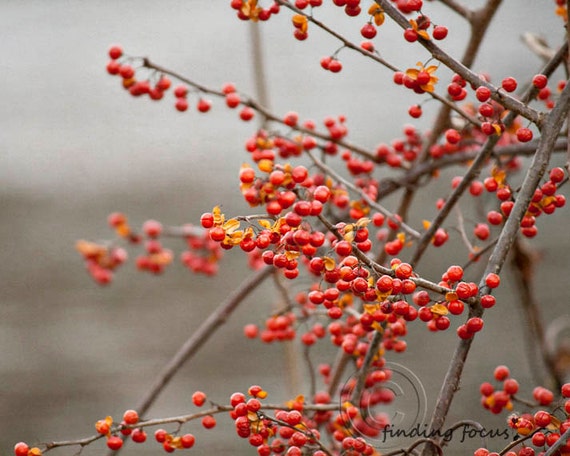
478 366 570 456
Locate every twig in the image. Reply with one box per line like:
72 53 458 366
543 426 570 456
350 329 384 407
438 0 473 19
135 266 273 417
141 58 378 162
510 237 564 389
305 149 421 239
276 0 481 129
376 0 542 126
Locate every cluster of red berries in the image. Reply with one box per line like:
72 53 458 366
180 227 223 276
107 46 260 121
231 0 280 22
403 14 448 42
229 386 331 456
106 46 174 102
481 166 566 239
478 367 570 456
375 124 423 167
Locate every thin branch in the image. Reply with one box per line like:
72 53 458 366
305 149 421 239
350 329 384 406
510 237 564 389
135 266 273 418
42 403 339 452
276 0 481 129
438 0 473 19
376 0 543 126
142 58 379 162
544 426 570 456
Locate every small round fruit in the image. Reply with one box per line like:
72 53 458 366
432 25 448 40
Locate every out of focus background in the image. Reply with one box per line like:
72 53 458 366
1 1 568 455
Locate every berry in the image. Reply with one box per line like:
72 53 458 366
181 433 196 448
516 128 533 142
175 98 189 112
328 60 343 73
445 129 461 144
501 77 518 92
109 45 123 60
532 74 548 89
197 98 212 113
432 25 448 40
173 85 188 98
360 23 377 39
226 92 241 108
155 429 168 443
132 429 147 443
494 365 510 381
122 409 139 425
403 28 418 42
14 443 29 456
202 415 217 429
107 436 123 450
240 106 255 121
408 104 422 118
475 86 491 102
549 167 565 183
192 391 207 407
485 273 500 288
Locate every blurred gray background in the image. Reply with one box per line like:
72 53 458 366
1 1 568 455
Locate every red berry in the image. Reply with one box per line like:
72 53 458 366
173 85 188 98
503 378 519 394
480 294 496 308
109 45 123 60
320 56 331 70
494 365 510 381
549 167 565 183
403 28 418 42
202 415 217 429
192 391 207 407
501 77 518 92
197 98 212 113
516 128 533 142
485 272 500 288
361 40 374 52
14 442 29 456
240 106 255 121
478 103 494 117
155 429 168 443
534 410 552 427
175 98 189 112
226 92 241 108
123 409 139 425
445 129 461 144
432 25 448 40
532 74 548 89
107 436 123 450
473 223 489 241
466 317 484 333
328 60 343 73
475 86 491 102
181 433 196 448
119 64 135 79
132 428 147 443
408 104 422 118
360 23 377 39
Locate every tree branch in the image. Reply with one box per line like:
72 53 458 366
421 77 570 456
